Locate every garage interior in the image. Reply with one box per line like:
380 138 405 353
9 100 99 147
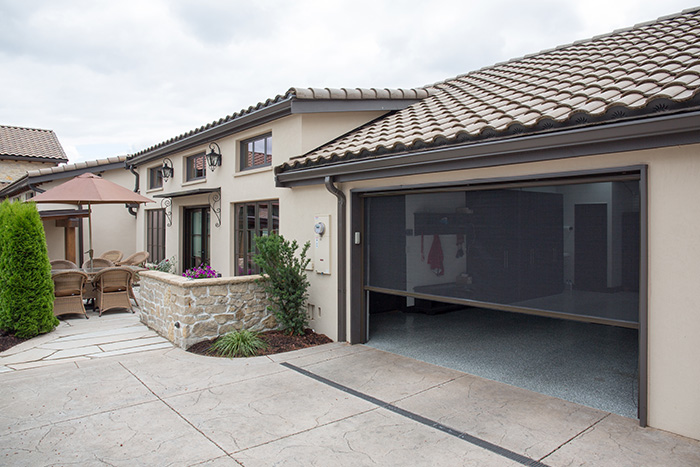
362 174 642 419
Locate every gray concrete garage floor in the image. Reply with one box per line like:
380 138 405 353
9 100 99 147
367 308 638 418
1 313 698 466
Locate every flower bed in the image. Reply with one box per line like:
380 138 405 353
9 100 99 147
138 270 276 349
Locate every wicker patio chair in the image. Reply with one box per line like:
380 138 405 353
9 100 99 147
50 259 79 270
98 250 123 263
92 267 135 317
82 258 115 270
117 251 149 267
52 270 89 319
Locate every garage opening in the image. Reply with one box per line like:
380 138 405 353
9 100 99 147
360 171 643 419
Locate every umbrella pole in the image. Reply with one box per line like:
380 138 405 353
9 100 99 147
88 203 94 269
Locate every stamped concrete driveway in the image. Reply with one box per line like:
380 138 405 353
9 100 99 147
1 317 699 466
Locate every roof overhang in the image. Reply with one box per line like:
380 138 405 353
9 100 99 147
275 111 700 187
0 159 127 198
127 98 419 167
38 208 90 220
0 155 67 163
152 187 220 199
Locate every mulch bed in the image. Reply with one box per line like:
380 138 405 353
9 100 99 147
0 331 28 353
187 329 332 357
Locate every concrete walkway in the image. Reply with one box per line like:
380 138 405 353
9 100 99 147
1 314 698 466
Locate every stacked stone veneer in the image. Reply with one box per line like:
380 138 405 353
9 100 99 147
139 270 276 349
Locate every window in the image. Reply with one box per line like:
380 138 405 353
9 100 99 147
149 166 163 189
235 200 279 275
241 133 272 170
186 153 206 181
146 209 166 263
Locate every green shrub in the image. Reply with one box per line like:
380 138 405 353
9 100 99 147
0 200 58 338
252 234 311 336
209 329 268 358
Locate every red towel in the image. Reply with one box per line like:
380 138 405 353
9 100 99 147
427 234 444 276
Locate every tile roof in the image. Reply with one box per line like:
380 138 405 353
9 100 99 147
25 155 126 178
0 125 68 162
280 8 700 172
0 155 127 198
130 86 431 159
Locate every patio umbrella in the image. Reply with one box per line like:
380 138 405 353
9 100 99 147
31 173 153 268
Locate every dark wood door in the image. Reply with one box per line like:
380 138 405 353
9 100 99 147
184 206 210 270
574 203 608 292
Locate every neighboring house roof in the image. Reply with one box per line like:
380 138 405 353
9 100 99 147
127 86 432 166
278 8 700 177
0 125 68 162
0 155 127 198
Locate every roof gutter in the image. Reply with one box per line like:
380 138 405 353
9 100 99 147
324 176 347 342
128 98 295 167
276 111 700 186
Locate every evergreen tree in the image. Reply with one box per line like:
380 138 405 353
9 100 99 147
0 201 58 338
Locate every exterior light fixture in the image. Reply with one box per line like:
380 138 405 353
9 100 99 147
161 158 174 181
206 142 222 172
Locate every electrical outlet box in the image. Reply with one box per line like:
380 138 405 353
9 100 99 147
314 215 331 275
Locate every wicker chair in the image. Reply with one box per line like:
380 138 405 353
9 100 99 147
92 267 135 317
82 258 115 270
50 259 79 270
52 270 89 319
117 251 149 267
98 250 123 263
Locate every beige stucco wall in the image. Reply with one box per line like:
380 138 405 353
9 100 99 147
135 110 386 281
312 142 699 441
0 160 57 184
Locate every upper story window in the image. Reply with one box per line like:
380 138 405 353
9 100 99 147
186 153 206 181
149 166 163 189
241 133 272 170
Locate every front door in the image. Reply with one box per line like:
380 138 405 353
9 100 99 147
184 206 210 270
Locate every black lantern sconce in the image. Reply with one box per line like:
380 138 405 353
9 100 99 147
206 142 222 172
161 158 174 181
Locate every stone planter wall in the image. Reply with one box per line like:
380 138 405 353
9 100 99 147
138 270 276 349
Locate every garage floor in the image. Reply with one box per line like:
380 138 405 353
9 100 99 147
367 307 639 419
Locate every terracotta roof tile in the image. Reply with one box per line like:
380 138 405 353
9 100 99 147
0 125 68 161
282 8 700 171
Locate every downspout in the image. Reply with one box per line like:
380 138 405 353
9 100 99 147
28 183 45 194
325 176 347 342
126 163 140 217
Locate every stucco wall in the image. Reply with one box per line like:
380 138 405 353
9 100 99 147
135 110 386 280
333 143 700 441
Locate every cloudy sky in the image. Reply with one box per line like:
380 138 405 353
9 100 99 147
1 0 697 163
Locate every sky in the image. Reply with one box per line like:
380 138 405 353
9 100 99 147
1 0 698 163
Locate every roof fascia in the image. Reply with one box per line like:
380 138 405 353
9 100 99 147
0 161 126 198
290 99 422 114
276 111 700 187
0 155 67 163
128 99 294 167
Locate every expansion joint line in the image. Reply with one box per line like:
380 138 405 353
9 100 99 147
281 362 550 467
119 362 242 466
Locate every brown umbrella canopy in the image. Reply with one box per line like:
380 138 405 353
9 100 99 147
31 173 153 265
32 173 152 204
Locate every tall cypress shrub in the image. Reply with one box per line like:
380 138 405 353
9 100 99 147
0 201 58 338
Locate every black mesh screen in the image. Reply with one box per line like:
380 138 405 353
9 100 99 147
365 181 640 326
